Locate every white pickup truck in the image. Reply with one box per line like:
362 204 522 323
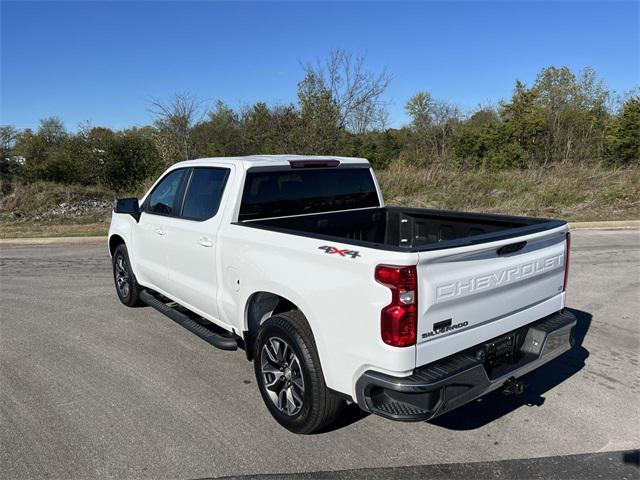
108 155 575 433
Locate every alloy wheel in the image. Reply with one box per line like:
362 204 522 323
115 253 130 299
260 336 305 416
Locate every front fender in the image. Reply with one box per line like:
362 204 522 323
108 212 135 263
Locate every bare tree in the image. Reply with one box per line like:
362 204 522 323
406 91 460 160
148 93 206 163
302 49 392 133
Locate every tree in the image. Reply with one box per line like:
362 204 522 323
521 66 612 163
605 96 640 165
263 104 302 153
0 63 629 195
103 130 161 192
37 117 67 144
338 129 400 169
242 102 272 153
302 49 391 133
405 92 433 133
148 93 205 164
452 109 498 168
573 67 611 161
14 118 69 182
0 125 20 193
296 70 341 153
500 80 547 164
0 125 18 160
192 100 243 157
405 91 460 161
430 99 460 158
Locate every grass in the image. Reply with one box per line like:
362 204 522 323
377 162 640 222
0 181 113 239
0 219 109 238
0 163 638 238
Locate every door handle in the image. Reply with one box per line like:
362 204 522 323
198 237 213 247
155 226 165 236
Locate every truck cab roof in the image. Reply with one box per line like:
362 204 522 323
172 155 370 170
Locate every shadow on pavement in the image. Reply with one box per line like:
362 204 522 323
431 308 591 430
317 403 371 433
623 450 639 466
216 449 638 479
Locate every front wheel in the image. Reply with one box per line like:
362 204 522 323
112 244 143 307
254 311 344 434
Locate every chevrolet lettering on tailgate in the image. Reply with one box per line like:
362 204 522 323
435 253 564 301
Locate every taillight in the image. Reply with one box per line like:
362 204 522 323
563 232 571 291
375 264 418 347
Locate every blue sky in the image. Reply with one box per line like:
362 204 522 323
2 1 638 130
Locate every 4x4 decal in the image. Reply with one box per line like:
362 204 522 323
318 245 360 259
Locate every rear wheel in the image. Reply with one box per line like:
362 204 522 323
254 310 344 434
112 244 143 307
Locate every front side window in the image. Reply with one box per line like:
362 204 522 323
181 167 230 220
147 169 186 215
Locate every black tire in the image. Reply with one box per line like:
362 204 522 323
112 244 144 307
254 310 344 434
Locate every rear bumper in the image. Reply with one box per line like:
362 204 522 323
355 309 577 421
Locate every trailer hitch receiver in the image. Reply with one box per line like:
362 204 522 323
502 377 526 395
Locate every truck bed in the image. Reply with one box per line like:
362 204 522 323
239 206 566 252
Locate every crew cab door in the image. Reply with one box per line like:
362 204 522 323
162 166 231 323
135 168 189 292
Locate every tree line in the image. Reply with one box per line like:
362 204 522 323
1 50 638 194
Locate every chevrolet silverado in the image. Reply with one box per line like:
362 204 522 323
108 155 575 433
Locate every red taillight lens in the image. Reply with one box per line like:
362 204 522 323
563 232 571 291
375 264 418 347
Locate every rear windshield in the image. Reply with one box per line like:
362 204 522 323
239 167 380 221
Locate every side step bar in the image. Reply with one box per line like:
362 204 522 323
140 289 238 351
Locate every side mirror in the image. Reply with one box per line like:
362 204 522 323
114 197 141 221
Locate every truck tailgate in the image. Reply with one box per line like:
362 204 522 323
415 225 569 366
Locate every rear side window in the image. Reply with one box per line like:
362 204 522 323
239 167 379 221
147 169 187 215
181 167 229 221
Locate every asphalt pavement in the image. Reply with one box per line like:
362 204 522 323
1 229 638 479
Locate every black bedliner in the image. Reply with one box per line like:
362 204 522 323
236 206 566 252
